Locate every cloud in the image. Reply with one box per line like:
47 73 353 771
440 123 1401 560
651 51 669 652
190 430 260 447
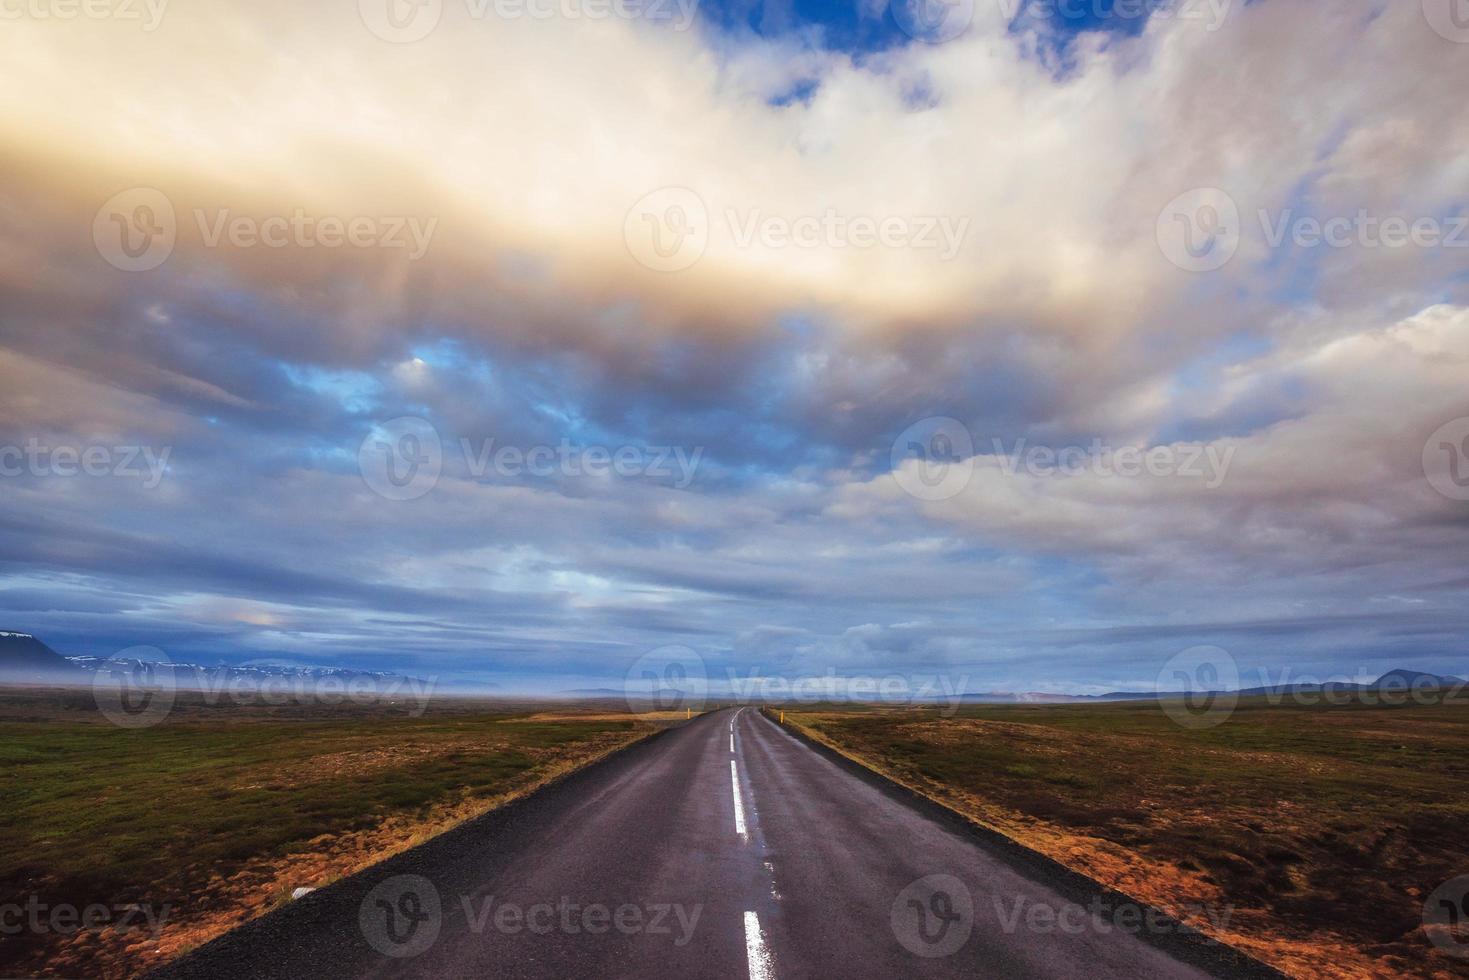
0 0 1465 688
857 305 1469 640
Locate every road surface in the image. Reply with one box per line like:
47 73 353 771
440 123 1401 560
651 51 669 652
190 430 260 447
150 708 1276 979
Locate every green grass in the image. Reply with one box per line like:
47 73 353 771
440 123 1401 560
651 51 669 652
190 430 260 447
0 708 644 906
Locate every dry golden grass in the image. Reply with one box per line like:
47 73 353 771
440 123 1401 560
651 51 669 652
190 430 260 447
785 698 1469 979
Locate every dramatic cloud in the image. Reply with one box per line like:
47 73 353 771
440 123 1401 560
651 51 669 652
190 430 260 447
0 0 1465 691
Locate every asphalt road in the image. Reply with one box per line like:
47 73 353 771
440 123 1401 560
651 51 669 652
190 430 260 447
149 708 1278 980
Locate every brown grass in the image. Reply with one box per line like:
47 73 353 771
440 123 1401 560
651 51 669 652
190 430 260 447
783 698 1469 979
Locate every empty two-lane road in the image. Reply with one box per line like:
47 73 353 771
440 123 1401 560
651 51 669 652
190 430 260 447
150 708 1275 980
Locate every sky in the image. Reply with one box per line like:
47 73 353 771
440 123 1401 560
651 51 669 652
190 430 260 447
1 0 1467 695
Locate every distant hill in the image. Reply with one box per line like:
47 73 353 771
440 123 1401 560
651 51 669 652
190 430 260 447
1198 670 1468 699
937 669 1467 704
0 631 85 685
1372 668 1466 690
0 632 432 695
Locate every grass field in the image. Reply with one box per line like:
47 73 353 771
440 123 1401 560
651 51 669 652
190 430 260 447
0 688 661 978
785 697 1469 979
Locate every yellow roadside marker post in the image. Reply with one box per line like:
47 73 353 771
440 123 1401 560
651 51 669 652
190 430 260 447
687 707 691 719
780 711 784 724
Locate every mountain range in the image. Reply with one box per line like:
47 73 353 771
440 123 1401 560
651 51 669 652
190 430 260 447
5 631 1462 702
937 668 1467 704
0 631 425 690
0 630 85 684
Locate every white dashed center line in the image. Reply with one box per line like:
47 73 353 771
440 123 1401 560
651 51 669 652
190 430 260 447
744 910 774 980
730 759 747 840
731 713 771 976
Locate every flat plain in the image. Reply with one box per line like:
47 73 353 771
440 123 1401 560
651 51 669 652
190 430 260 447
0 688 660 978
786 696 1469 979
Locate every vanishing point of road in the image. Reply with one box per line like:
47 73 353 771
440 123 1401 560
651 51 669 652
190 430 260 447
150 707 1279 980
